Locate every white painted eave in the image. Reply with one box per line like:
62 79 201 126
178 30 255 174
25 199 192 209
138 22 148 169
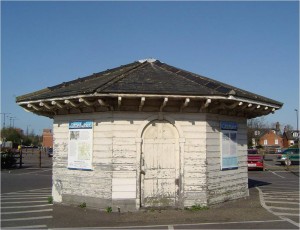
17 93 282 110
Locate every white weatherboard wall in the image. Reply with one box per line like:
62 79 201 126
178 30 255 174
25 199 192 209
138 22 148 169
206 115 249 204
52 111 248 210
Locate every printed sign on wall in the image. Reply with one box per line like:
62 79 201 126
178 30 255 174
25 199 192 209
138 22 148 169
68 120 93 170
220 121 238 170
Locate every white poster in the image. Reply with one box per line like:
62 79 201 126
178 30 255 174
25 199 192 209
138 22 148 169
68 120 93 170
220 121 238 170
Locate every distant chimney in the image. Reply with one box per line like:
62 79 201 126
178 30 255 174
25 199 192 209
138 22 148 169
276 122 280 132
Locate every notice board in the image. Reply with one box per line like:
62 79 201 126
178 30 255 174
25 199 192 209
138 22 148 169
68 120 93 170
220 121 238 170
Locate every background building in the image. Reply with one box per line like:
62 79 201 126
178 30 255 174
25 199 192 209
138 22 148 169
42 129 53 148
282 130 299 148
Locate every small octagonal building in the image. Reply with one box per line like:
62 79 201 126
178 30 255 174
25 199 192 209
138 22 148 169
16 59 282 211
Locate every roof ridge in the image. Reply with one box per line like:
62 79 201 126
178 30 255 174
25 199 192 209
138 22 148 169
95 61 147 93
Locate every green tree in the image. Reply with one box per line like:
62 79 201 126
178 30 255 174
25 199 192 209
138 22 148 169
1 128 23 144
1 127 42 147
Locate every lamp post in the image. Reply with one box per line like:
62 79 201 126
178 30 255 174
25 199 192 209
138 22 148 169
8 116 16 128
295 109 299 132
26 125 31 137
295 109 299 147
0 113 11 128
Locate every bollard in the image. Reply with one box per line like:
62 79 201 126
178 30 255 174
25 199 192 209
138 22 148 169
19 149 23 168
39 150 42 168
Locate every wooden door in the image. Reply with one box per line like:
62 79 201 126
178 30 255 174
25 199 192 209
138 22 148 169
141 120 179 207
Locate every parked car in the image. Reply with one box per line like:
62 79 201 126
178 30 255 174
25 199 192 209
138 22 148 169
247 149 264 170
47 148 53 157
277 148 299 166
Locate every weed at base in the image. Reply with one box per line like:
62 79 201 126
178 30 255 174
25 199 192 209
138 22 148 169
105 206 112 213
78 202 87 208
47 196 53 204
184 204 209 211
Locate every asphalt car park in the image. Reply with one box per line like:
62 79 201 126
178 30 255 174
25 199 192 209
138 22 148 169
1 152 299 229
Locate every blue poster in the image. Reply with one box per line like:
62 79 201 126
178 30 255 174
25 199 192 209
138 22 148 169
69 120 93 129
220 121 238 131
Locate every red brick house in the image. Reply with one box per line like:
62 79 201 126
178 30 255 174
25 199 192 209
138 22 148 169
282 130 299 148
258 130 283 149
42 129 53 148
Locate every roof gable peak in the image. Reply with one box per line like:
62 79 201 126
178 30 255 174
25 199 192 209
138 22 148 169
138 58 158 63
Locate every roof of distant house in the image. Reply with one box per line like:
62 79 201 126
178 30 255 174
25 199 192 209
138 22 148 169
283 130 299 140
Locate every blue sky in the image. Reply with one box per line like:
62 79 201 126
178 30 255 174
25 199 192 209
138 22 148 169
2 1 299 135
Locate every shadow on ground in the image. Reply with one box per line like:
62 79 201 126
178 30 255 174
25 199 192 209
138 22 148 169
248 178 271 188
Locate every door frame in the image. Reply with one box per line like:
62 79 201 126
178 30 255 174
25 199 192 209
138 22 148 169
135 114 185 209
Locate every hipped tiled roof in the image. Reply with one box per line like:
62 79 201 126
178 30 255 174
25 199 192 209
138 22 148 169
16 59 283 107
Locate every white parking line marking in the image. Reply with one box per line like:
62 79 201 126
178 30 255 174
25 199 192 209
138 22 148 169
6 192 51 195
88 220 286 229
280 217 300 228
2 204 53 209
2 188 51 195
3 224 48 229
262 191 299 195
261 188 299 191
269 206 299 211
256 187 299 228
273 212 300 216
1 216 53 222
270 171 285 178
11 169 52 175
1 196 50 200
264 200 298 205
2 200 48 204
263 197 299 201
2 209 53 215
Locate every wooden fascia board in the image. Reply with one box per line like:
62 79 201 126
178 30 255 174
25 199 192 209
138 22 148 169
228 95 282 110
16 93 281 116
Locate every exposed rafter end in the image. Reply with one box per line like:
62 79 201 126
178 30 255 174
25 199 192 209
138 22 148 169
98 99 114 111
199 98 211 112
180 98 190 112
160 97 168 112
64 99 77 108
39 102 52 110
118 97 122 110
51 100 63 108
79 98 94 106
139 97 145 112
227 102 239 109
23 107 33 113
271 108 276 114
27 103 40 111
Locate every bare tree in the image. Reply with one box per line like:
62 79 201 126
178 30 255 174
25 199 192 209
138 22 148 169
247 117 270 148
283 124 294 131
